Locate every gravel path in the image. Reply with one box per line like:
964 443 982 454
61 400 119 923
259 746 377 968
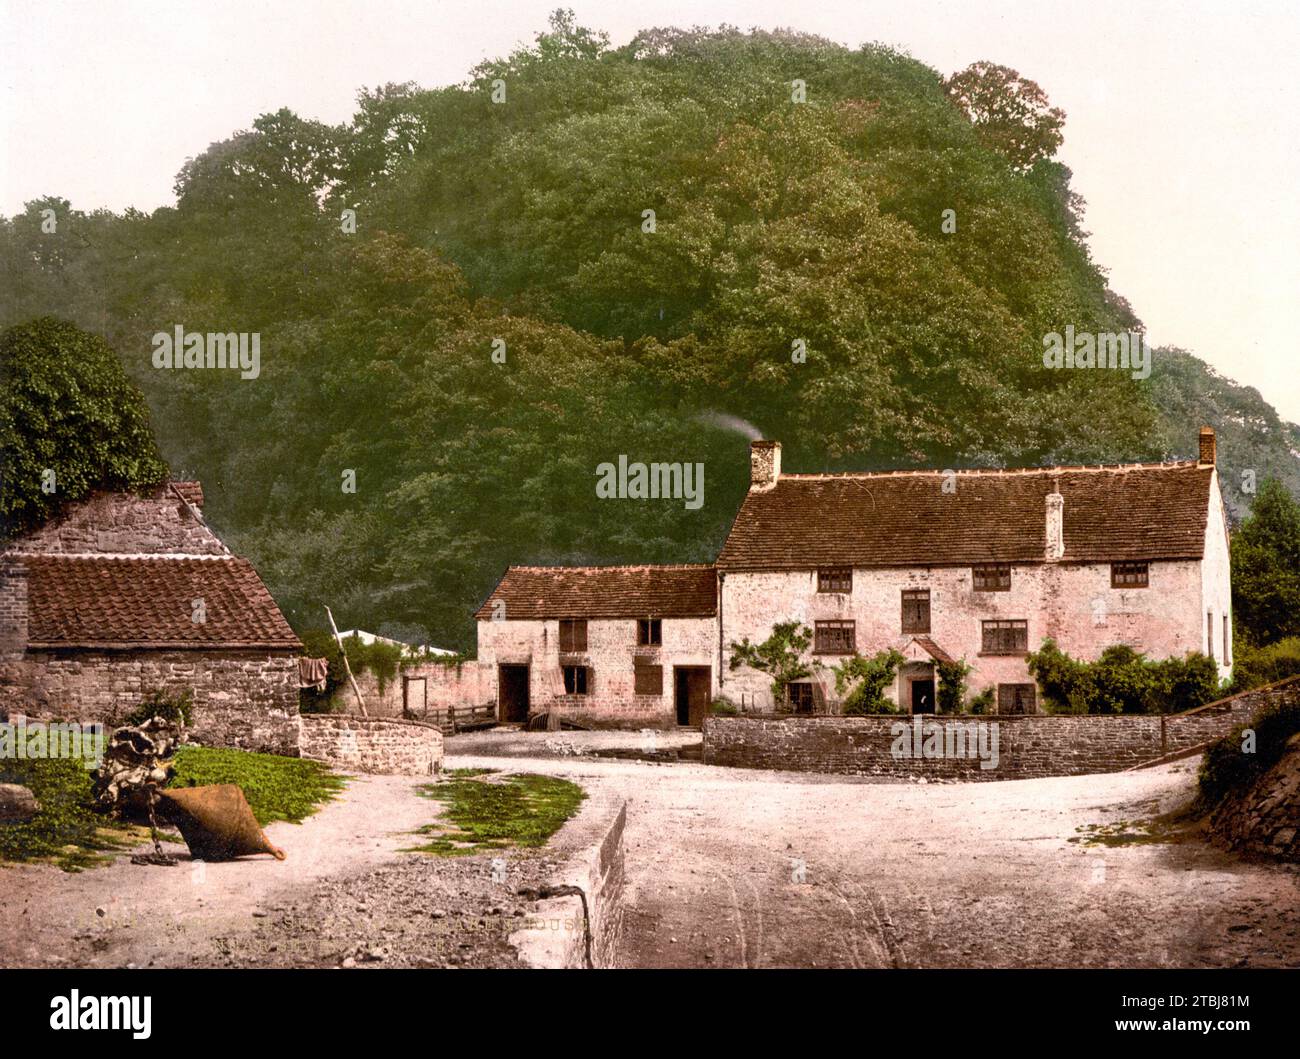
0 773 444 967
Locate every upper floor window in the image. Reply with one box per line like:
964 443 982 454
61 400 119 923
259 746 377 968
972 564 1012 591
637 618 662 646
982 619 1028 655
817 568 852 593
1111 561 1149 588
814 620 855 654
559 618 587 653
901 589 931 634
1207 611 1215 662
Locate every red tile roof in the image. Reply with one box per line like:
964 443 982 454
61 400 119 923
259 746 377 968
23 556 301 649
717 463 1215 570
476 565 717 620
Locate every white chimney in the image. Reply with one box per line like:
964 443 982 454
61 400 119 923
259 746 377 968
1045 482 1064 561
750 440 781 492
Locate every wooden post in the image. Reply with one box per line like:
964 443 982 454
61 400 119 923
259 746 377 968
325 606 368 717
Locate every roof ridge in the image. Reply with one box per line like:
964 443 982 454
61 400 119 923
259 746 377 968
7 552 240 560
507 562 715 572
779 460 1200 481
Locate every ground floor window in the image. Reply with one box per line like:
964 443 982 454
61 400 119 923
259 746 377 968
997 683 1036 714
786 681 816 714
634 664 663 696
562 665 589 695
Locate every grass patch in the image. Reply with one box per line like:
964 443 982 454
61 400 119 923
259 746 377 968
408 771 584 856
169 746 346 826
1069 812 1194 848
0 755 135 872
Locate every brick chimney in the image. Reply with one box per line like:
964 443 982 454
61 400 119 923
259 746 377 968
1045 481 1064 561
750 440 781 492
1198 426 1216 468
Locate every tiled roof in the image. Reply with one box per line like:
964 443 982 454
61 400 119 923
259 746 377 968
23 556 301 649
717 463 1214 570
908 636 956 665
476 565 717 620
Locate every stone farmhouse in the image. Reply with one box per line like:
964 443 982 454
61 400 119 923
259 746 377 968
476 428 1232 726
0 483 301 753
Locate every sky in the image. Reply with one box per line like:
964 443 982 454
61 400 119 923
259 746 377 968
2 0 1298 422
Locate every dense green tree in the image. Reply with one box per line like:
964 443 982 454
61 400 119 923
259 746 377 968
1231 479 1300 646
0 317 167 537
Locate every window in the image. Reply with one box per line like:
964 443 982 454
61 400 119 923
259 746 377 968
818 567 852 593
562 665 589 695
637 618 662 646
559 619 587 653
786 682 815 714
1207 611 1215 662
634 664 663 696
972 564 1012 591
1224 615 1231 666
982 619 1028 655
814 620 855 654
1111 561 1149 588
901 589 931 634
998 683 1037 714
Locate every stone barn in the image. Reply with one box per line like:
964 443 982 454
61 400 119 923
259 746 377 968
0 482 301 753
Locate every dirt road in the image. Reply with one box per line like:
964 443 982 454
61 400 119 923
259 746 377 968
445 747 1300 968
3 743 1298 968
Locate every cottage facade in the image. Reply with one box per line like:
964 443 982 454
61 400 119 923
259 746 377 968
475 565 718 727
719 431 1232 713
0 483 301 753
477 428 1231 724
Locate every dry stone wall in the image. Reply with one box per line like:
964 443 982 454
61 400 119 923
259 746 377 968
298 714 443 776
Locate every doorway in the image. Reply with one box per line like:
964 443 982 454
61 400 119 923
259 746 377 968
911 678 935 714
674 666 711 727
498 664 530 723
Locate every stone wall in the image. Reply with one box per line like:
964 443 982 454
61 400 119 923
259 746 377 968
298 714 443 776
1210 733 1300 862
313 662 492 719
6 485 226 556
703 683 1270 780
0 648 300 755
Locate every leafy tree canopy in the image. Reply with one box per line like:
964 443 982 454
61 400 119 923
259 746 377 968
0 317 167 538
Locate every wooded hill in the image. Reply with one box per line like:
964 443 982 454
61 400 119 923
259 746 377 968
3 15 1297 650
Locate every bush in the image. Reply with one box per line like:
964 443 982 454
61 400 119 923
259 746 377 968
1198 692 1300 809
834 649 905 715
124 688 194 728
728 622 815 706
298 628 406 698
968 687 995 715
1230 637 1300 693
1028 639 1221 715
936 659 972 713
708 698 739 716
